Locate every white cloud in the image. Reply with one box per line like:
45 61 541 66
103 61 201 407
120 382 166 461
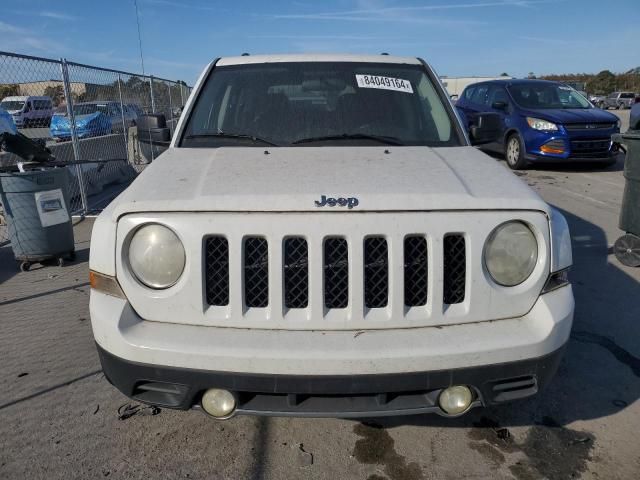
267 0 550 24
39 11 78 21
0 21 65 55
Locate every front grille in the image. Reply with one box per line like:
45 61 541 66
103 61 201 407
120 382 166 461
569 138 611 158
443 234 466 304
404 236 428 306
324 238 349 309
244 237 269 308
204 233 468 311
283 237 309 309
564 123 615 131
364 237 388 308
204 236 229 306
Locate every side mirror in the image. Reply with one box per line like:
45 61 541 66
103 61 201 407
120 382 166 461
470 113 502 145
491 101 508 110
137 114 171 144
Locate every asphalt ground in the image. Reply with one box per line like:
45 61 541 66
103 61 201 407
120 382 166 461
0 110 638 480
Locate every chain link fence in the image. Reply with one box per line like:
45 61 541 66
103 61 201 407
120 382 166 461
0 51 191 245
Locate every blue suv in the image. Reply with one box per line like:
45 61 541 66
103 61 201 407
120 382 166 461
455 79 621 169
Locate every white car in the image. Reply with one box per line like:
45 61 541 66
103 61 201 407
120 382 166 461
89 54 574 419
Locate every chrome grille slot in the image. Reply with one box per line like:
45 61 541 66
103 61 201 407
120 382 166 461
364 237 388 308
443 234 466 304
244 237 269 308
324 238 349 309
204 236 229 306
404 236 428 306
283 237 309 309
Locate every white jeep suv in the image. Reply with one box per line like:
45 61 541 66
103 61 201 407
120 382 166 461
89 54 574 419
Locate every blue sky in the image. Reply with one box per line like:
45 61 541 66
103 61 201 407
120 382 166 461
1 0 638 84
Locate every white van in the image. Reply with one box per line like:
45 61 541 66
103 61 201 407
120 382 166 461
0 96 54 128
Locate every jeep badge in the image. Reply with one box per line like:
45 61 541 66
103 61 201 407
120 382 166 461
315 195 359 209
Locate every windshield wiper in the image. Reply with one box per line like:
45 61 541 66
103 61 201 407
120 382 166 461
185 132 280 146
291 133 404 146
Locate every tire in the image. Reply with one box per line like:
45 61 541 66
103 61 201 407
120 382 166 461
618 103 625 110
505 134 528 170
20 262 31 272
614 234 640 267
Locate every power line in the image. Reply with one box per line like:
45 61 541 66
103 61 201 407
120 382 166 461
134 0 146 76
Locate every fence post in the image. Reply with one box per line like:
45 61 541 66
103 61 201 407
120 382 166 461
60 58 88 214
180 83 185 107
149 75 156 113
116 73 129 162
168 82 173 119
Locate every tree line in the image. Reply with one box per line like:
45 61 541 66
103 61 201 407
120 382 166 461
536 70 640 94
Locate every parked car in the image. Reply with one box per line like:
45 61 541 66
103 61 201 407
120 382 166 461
50 102 113 141
456 79 621 169
50 101 137 141
126 103 144 120
0 95 53 128
588 94 606 108
90 54 574 420
604 92 637 109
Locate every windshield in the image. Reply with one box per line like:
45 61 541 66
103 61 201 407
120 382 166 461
181 62 461 147
74 104 109 115
508 83 591 109
1 101 25 111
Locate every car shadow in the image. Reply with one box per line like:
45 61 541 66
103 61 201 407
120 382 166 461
363 205 640 430
484 150 625 173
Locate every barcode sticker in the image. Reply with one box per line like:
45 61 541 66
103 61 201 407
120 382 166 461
355 75 413 93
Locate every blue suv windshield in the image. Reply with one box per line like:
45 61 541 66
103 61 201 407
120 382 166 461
508 84 591 109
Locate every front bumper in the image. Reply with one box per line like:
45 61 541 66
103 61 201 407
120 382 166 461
98 342 566 417
91 285 574 417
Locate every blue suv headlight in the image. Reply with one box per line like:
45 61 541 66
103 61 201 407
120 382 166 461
527 117 558 131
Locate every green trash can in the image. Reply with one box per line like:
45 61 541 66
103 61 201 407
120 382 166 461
613 130 640 267
0 168 75 271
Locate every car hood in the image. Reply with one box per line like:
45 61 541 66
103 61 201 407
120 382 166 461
109 146 549 218
522 107 618 124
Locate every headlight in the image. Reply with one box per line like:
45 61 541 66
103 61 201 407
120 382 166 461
128 223 185 289
484 221 538 286
526 117 558 131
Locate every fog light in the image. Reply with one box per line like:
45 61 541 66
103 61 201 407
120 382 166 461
438 385 473 415
201 389 236 418
540 144 565 154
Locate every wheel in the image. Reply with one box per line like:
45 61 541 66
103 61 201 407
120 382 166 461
618 103 625 110
20 262 31 272
57 257 65 267
598 101 605 109
505 134 528 170
614 234 640 267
